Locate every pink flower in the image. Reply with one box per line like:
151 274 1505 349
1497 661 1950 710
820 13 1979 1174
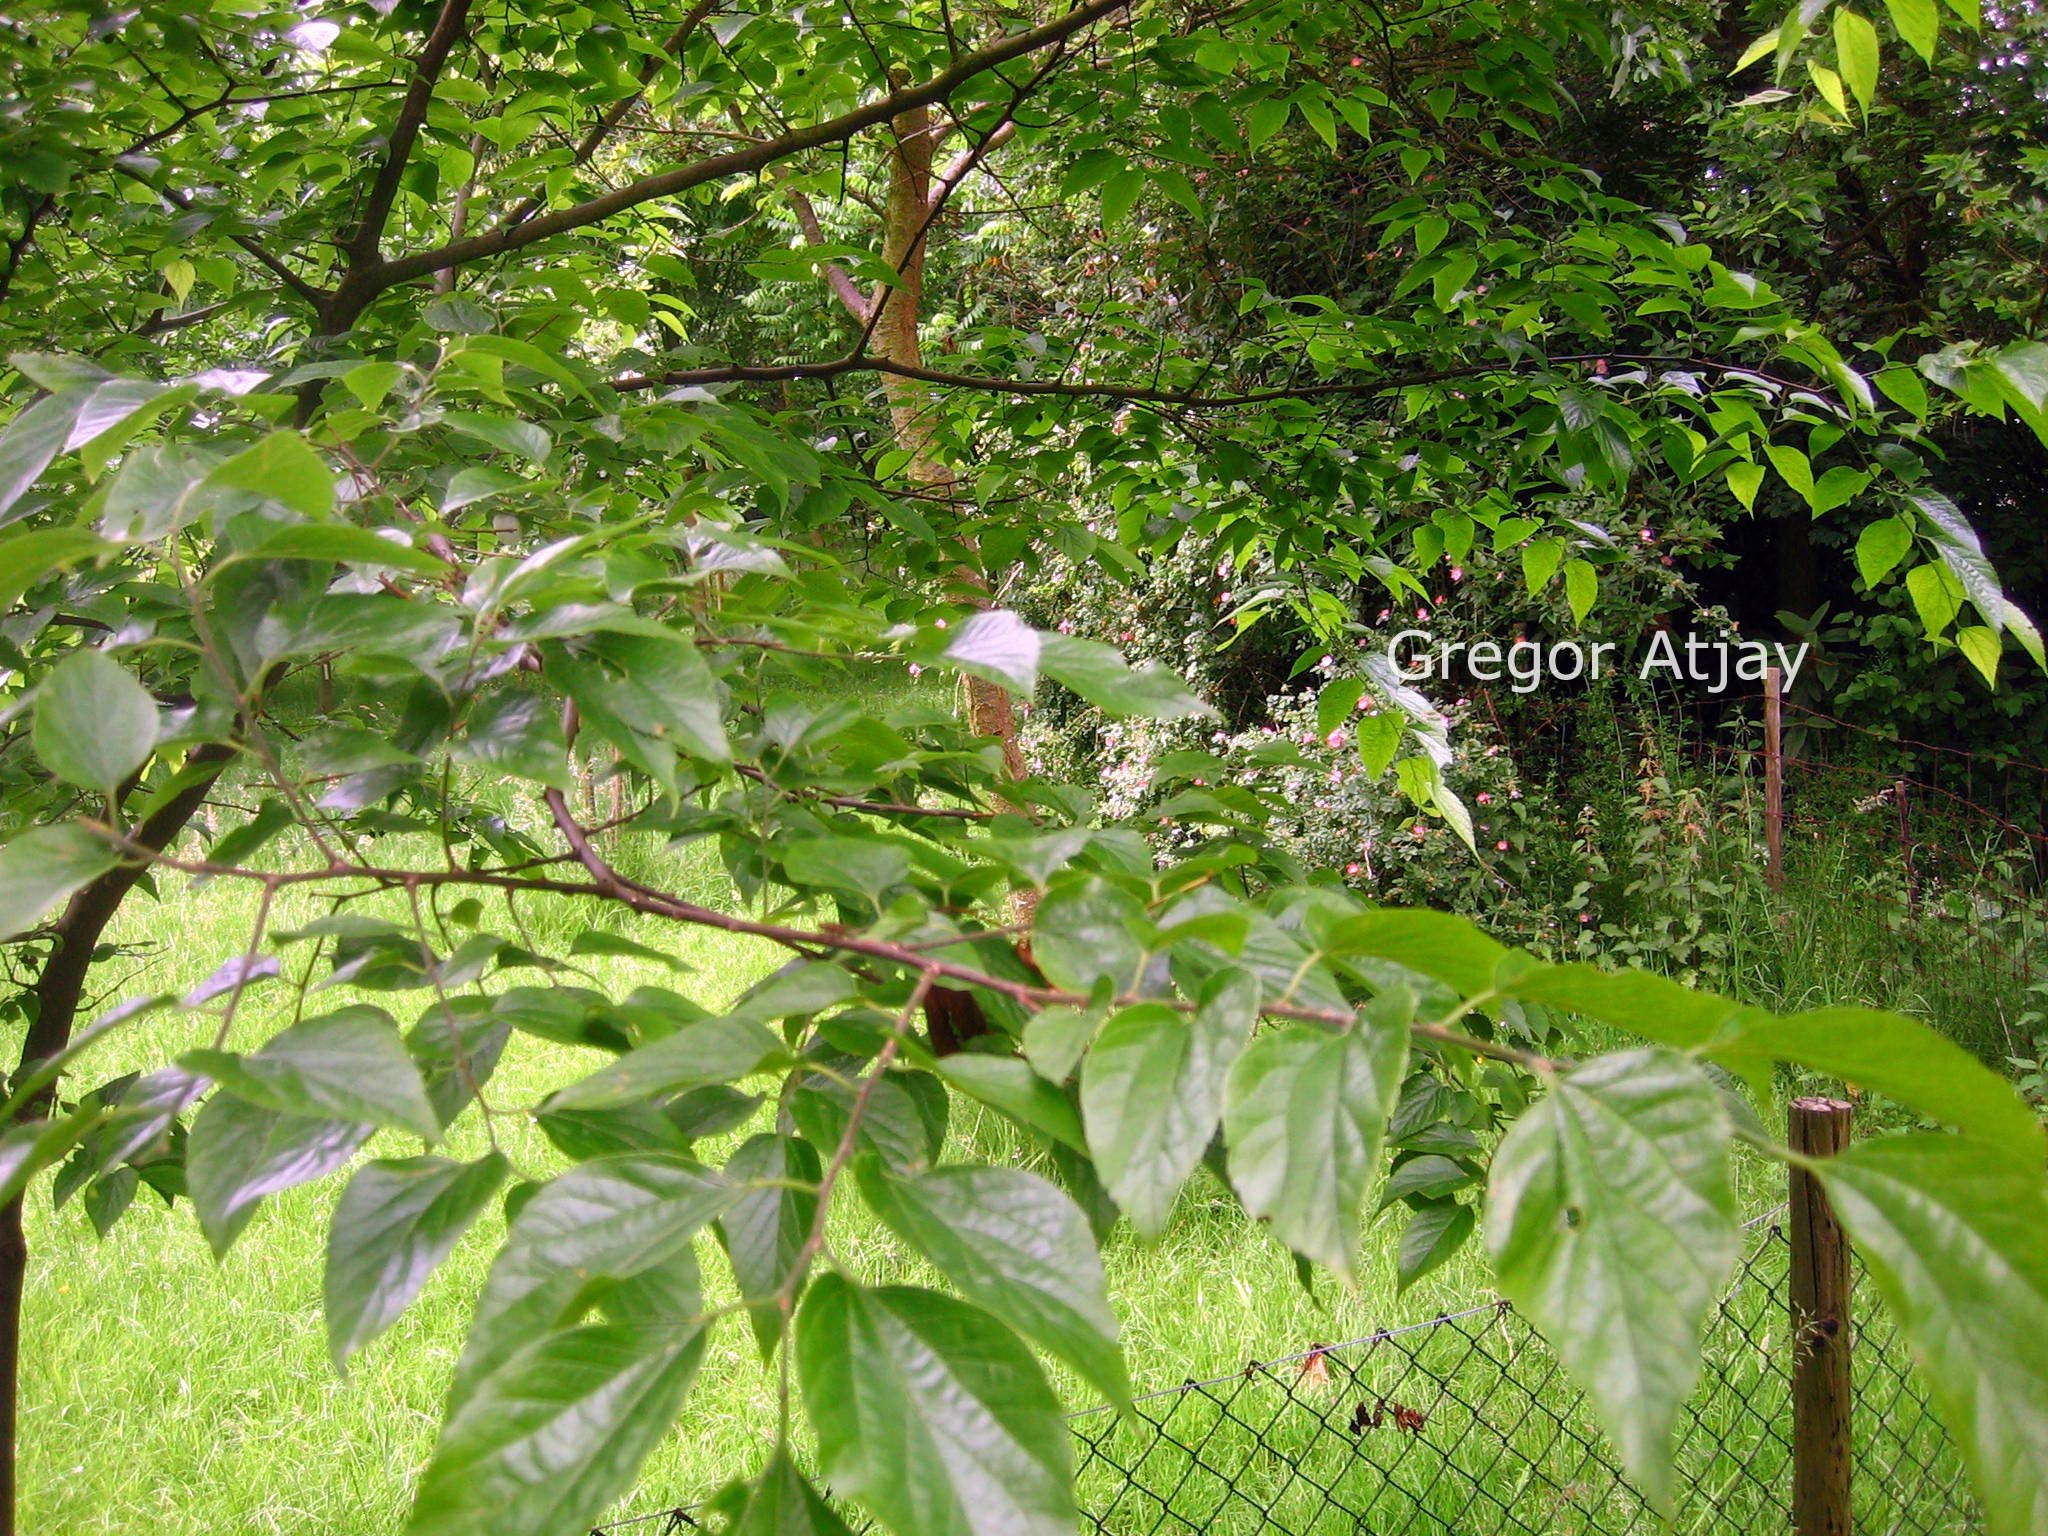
1579 913 1592 924
1449 566 1464 582
1345 862 1362 876
1356 694 1374 710
1495 839 1509 851
907 663 923 677
1475 792 1492 804
1640 527 1655 542
1325 728 1347 749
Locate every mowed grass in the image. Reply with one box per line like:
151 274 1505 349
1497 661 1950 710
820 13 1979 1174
20 823 1976 1536
21 830 1511 1536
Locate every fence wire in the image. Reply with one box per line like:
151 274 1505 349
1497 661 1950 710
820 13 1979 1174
592 1220 1978 1536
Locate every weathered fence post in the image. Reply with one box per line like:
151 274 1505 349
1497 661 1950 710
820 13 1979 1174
1895 778 1917 917
1790 1097 1855 1536
1764 664 1785 892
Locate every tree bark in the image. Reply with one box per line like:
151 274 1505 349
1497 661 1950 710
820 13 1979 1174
872 99 1029 782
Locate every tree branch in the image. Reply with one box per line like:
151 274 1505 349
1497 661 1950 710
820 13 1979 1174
109 164 326 307
345 0 477 270
783 183 873 322
341 0 1131 305
613 349 1807 409
496 0 724 234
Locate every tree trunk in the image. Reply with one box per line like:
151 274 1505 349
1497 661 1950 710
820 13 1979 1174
873 99 1030 783
0 743 233 1536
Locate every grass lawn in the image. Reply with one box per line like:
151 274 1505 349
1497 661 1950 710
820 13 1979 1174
18 831 1977 1536
21 834 1510 1535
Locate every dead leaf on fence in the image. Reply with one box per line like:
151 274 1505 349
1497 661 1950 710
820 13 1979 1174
1350 1397 1428 1434
1295 1344 1331 1390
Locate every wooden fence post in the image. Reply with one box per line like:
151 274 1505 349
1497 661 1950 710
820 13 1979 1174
1895 778 1917 917
1764 664 1785 892
1790 1097 1855 1536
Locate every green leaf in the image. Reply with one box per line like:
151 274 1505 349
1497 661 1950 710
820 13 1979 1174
0 824 117 939
1834 9 1880 112
1033 876 1148 996
783 835 911 903
34 649 156 794
1885 0 1939 58
1484 1049 1738 1509
1431 251 1479 309
944 609 1040 692
1101 167 1144 227
792 1067 947 1175
1520 536 1563 594
183 1005 442 1140
1855 516 1913 587
1905 561 1963 637
1246 96 1290 152
1990 340 2048 414
451 1154 734 1406
1080 969 1257 1236
728 1450 860 1536
1733 25 1782 71
187 1094 372 1256
1223 1007 1408 1280
1355 710 1403 778
326 1152 509 1369
551 632 731 772
1381 1152 1478 1204
0 390 86 522
1957 624 2001 685
205 431 335 516
241 523 451 576
1563 559 1597 625
0 527 114 607
407 1322 705 1536
797 1276 1076 1536
1325 908 1508 997
1503 964 1744 1050
1724 459 1765 511
1821 1138 2048 1536
444 411 552 464
1705 1006 2040 1160
1765 443 1816 506
717 1133 820 1359
1912 490 2007 629
1396 1200 1474 1292
1021 1005 1101 1084
935 1056 1085 1152
1040 636 1213 720
548 1015 782 1109
453 691 572 788
1810 465 1869 514
856 1161 1128 1404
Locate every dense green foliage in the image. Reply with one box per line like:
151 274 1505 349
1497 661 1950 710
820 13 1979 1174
2 1 2046 1535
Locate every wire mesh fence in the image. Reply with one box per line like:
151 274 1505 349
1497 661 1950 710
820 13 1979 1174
593 1217 1978 1536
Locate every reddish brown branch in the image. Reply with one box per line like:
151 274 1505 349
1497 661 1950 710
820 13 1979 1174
346 0 478 270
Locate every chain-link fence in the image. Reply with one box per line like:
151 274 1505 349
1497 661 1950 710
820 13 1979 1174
594 1217 1977 1536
